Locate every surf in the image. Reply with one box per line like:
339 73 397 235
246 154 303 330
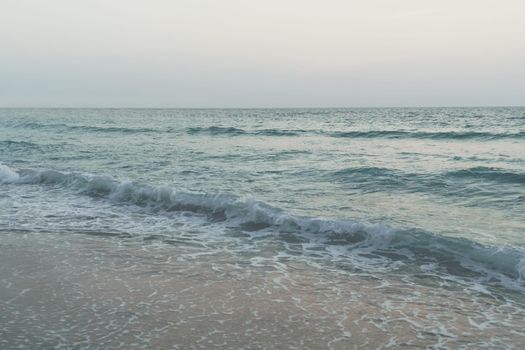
2 163 524 291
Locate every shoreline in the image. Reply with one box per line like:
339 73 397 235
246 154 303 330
2 232 525 349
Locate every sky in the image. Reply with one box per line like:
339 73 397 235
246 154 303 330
1 0 524 107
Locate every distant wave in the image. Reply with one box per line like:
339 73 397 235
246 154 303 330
0 140 63 153
328 166 525 187
329 130 525 140
185 126 525 140
5 120 524 140
5 121 158 133
186 126 303 137
325 166 525 209
1 163 524 290
0 140 43 149
320 166 524 212
445 166 525 184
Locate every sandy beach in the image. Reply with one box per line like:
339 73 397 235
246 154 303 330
2 232 524 349
2 0 525 347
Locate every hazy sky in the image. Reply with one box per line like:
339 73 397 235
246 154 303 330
1 0 524 107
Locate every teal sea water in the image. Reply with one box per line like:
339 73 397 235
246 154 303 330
1 108 525 348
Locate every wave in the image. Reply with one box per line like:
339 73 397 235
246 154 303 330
329 130 525 140
330 166 525 185
326 166 525 203
5 121 158 133
446 167 525 184
0 140 45 149
186 126 525 140
7 120 523 140
186 126 303 137
186 126 245 135
0 140 64 155
1 163 524 290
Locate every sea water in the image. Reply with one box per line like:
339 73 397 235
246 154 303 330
1 108 524 348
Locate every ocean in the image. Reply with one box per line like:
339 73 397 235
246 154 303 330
1 107 524 349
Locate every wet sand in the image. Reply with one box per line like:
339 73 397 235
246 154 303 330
1 232 525 349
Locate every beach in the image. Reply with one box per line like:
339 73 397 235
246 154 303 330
3 0 525 347
2 231 525 349
1 107 524 349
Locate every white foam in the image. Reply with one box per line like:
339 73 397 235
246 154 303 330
517 256 525 281
0 163 20 183
3 163 525 292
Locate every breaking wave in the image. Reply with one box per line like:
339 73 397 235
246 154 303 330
1 163 524 291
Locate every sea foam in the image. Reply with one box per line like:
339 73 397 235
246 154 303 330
2 163 525 290
0 162 20 182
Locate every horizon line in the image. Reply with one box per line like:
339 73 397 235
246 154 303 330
0 105 524 109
